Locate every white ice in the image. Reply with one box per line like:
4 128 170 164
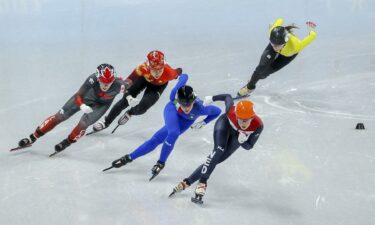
1 0 375 225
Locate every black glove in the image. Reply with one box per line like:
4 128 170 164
175 68 183 78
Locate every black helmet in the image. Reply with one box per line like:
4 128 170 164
177 85 196 106
270 26 288 45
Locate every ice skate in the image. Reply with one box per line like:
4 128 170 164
11 134 37 151
149 161 165 181
118 111 131 126
169 180 189 197
191 182 207 204
50 139 71 157
103 154 133 171
237 85 254 97
111 111 131 133
87 120 108 135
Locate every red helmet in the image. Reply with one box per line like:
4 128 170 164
147 50 165 70
97 63 115 84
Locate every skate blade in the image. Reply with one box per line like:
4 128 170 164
149 173 158 181
86 127 107 136
9 144 32 152
233 94 250 100
168 190 176 198
10 144 32 152
111 125 120 134
86 130 99 136
102 166 114 172
191 196 204 205
49 151 61 157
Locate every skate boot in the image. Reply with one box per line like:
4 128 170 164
112 154 132 168
54 139 71 152
50 138 72 157
93 119 108 132
117 111 131 125
149 161 165 181
237 85 254 97
18 133 37 147
12 134 37 151
169 180 190 197
111 111 132 134
191 182 207 204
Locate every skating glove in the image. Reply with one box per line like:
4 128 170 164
203 96 213 106
126 95 140 107
238 131 250 144
191 121 206 130
175 68 183 77
80 104 93 114
306 21 317 32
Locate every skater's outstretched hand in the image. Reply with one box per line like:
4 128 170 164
191 121 206 130
126 95 140 107
80 104 93 114
306 21 317 32
238 131 250 144
203 96 213 106
175 68 183 77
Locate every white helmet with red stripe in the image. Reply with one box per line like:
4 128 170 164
97 63 115 84
97 63 115 92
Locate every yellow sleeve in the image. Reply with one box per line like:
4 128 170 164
268 18 284 36
135 64 146 76
298 31 317 52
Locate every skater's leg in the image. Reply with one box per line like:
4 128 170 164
68 104 110 142
247 44 278 90
198 116 231 183
127 83 167 116
104 77 147 125
269 54 297 73
19 96 79 147
129 126 168 160
158 103 191 163
55 104 110 151
37 96 80 137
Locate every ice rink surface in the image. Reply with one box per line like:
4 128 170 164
1 0 375 225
